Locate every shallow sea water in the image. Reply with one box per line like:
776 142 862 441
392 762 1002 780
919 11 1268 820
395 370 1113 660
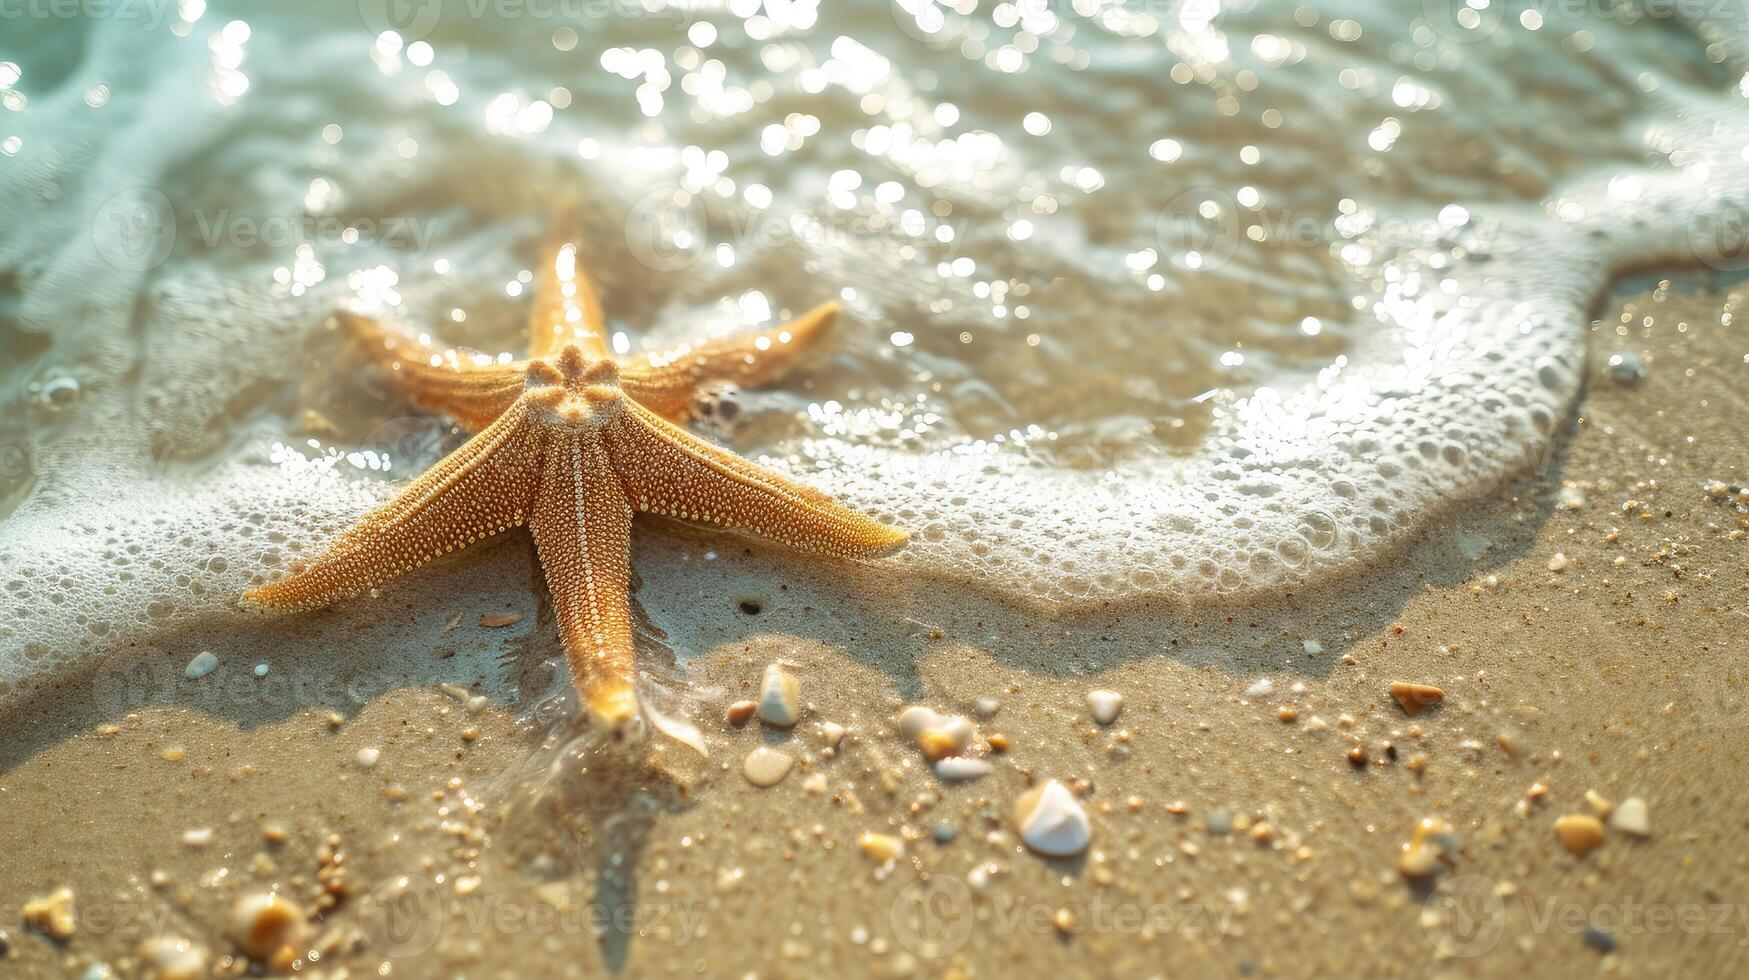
1 1 1747 691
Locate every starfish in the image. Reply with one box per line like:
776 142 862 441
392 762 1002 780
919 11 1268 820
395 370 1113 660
245 233 907 724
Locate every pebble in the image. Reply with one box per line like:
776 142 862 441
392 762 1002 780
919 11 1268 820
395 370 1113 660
1014 779 1092 857
225 892 303 962
1245 677 1274 698
858 832 906 864
1397 816 1459 878
1609 797 1650 837
184 652 219 679
934 757 992 782
1387 682 1444 716
1087 690 1123 725
1205 809 1232 835
820 721 847 748
139 936 208 980
1547 552 1571 572
725 700 757 726
1581 926 1618 953
253 663 269 677
757 664 800 727
741 747 793 787
932 823 957 843
355 747 381 768
1301 638 1323 655
182 827 213 848
975 696 1001 717
1603 350 1646 385
22 886 75 941
1555 813 1606 856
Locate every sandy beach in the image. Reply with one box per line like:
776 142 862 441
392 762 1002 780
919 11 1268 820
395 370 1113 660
1 280 1744 977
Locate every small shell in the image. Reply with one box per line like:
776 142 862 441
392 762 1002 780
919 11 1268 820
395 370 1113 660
1014 779 1091 857
1087 690 1123 725
757 664 800 727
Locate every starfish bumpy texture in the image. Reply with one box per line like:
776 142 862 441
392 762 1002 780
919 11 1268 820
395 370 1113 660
245 234 907 723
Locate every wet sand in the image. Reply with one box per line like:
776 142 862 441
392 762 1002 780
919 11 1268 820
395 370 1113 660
2 280 1746 977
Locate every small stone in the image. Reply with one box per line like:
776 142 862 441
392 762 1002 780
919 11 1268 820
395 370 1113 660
975 696 1001 718
478 613 522 627
1015 780 1091 857
1204 809 1232 835
1087 689 1123 725
1387 682 1444 716
858 832 906 864
725 700 757 726
225 892 303 961
934 757 992 782
820 721 847 748
741 746 793 787
1584 789 1612 815
800 772 828 794
1555 813 1606 856
1245 677 1274 698
139 936 207 980
253 663 269 678
932 823 957 843
1547 552 1570 572
262 824 288 845
355 747 381 768
1603 350 1645 385
22 886 75 941
1581 926 1618 953
1052 908 1076 934
1301 638 1323 655
1609 797 1650 837
1276 706 1298 723
184 652 219 679
757 664 800 727
182 827 213 848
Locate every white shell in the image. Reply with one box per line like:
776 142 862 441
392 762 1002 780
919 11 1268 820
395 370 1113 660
1015 779 1091 857
1609 796 1650 837
935 757 993 782
1087 689 1123 725
757 664 800 727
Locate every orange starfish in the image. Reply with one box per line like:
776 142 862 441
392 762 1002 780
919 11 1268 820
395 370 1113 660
245 234 906 724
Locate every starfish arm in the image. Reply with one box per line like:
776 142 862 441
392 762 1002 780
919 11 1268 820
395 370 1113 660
618 300 839 420
604 400 907 559
244 405 541 612
527 233 612 360
341 312 527 432
529 428 640 724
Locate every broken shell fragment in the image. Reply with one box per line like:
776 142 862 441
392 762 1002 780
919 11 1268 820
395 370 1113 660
1388 682 1444 716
